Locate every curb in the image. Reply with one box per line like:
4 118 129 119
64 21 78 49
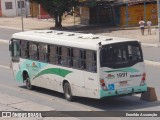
0 39 9 44
141 43 160 47
0 26 29 31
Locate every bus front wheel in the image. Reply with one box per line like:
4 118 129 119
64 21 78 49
64 82 73 101
26 78 33 90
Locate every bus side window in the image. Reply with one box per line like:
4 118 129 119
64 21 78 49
79 50 86 70
68 48 73 67
86 50 97 72
38 43 50 62
29 42 39 60
49 45 56 64
39 43 45 62
92 51 97 72
60 47 68 66
20 41 29 58
55 46 62 65
46 45 50 63
73 48 80 69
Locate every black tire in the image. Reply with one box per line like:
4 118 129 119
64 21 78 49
64 82 73 101
25 78 33 90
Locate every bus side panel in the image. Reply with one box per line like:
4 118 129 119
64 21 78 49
62 68 86 97
84 72 100 99
28 63 60 91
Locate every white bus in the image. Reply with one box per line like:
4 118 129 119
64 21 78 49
9 30 147 101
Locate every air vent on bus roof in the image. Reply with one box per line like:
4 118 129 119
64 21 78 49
46 31 53 33
34 31 44 33
56 32 63 35
78 34 99 39
92 37 99 39
105 38 113 41
67 33 75 36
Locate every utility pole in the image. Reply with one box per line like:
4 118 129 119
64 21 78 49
157 0 160 42
144 0 146 23
125 2 128 27
73 6 75 30
20 0 24 31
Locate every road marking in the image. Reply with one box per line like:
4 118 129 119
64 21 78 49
0 39 9 44
141 43 160 47
0 65 10 70
0 26 26 31
144 60 160 66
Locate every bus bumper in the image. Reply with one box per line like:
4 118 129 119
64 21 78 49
100 84 147 98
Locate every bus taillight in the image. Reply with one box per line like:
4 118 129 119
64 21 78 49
100 79 107 90
140 73 146 86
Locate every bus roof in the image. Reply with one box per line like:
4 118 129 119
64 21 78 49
12 30 138 50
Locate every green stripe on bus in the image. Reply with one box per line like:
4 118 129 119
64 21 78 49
34 68 72 79
105 68 139 73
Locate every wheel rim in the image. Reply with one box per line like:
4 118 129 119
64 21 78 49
64 84 71 99
66 86 71 98
26 79 31 89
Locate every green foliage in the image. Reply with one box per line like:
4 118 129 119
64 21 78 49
30 0 79 17
30 0 79 27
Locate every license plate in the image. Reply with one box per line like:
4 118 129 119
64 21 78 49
117 88 132 94
119 81 127 86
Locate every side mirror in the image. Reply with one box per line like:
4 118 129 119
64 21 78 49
9 40 12 51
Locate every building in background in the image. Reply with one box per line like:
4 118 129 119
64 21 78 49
117 0 157 26
79 0 115 26
0 0 30 17
79 0 158 27
30 1 50 19
0 0 2 16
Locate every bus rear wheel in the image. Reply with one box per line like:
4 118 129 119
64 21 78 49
26 78 33 90
64 82 73 101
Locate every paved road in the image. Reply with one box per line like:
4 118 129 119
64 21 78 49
0 42 10 67
0 27 20 40
142 46 160 62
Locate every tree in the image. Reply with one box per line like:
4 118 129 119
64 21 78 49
30 0 79 28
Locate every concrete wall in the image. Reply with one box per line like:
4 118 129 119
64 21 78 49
1 0 28 17
80 7 90 25
120 3 158 26
1 0 16 16
0 0 2 16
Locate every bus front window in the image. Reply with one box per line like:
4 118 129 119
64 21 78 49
100 41 143 68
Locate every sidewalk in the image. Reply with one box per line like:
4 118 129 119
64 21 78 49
0 16 79 30
0 92 79 120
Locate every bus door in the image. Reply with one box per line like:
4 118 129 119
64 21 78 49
10 39 20 80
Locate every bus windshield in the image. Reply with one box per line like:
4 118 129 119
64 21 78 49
100 41 143 68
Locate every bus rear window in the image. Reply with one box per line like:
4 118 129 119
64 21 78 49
100 41 143 68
